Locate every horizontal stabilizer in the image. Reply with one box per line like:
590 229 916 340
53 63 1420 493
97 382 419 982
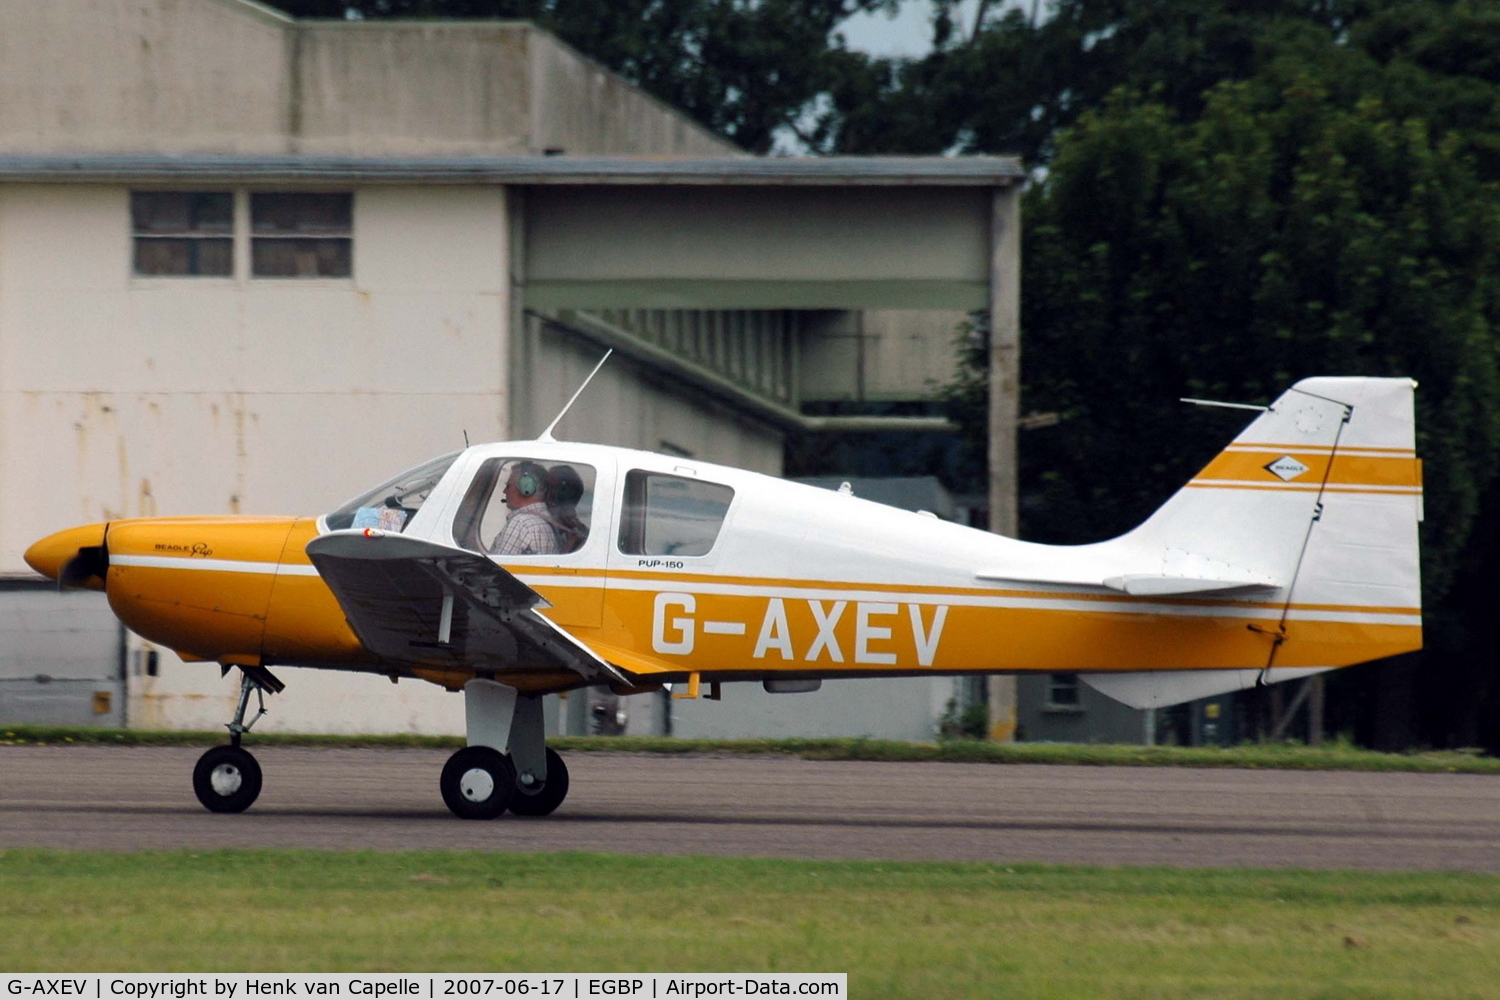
1082 667 1333 710
974 570 1278 596
1101 574 1278 596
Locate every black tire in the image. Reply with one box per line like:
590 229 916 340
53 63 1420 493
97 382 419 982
440 746 517 820
192 745 263 814
508 748 570 817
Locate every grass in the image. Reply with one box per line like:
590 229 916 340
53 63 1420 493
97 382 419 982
3 725 1499 774
1 851 1498 998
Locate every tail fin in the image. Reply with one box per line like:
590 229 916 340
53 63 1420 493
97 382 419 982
1083 376 1422 709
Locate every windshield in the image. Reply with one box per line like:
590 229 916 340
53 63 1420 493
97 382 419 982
324 452 461 533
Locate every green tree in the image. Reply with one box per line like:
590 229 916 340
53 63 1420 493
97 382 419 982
927 4 1500 749
1016 81 1500 597
819 0 1500 170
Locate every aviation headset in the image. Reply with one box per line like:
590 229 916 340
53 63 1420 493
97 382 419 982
511 462 546 499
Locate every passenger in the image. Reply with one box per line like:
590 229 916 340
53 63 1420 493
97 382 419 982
546 464 589 553
490 461 558 555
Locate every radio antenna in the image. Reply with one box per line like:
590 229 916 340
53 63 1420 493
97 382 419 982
537 349 613 443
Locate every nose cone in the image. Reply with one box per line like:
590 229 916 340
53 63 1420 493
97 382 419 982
25 523 108 583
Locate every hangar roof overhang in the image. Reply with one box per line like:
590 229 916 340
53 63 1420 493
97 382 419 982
0 154 1023 187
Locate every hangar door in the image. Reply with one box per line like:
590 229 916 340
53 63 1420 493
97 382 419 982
0 586 124 726
523 185 995 310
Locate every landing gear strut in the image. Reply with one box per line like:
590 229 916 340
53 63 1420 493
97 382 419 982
192 665 282 814
442 681 571 820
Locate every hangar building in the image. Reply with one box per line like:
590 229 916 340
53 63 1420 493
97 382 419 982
0 0 1025 740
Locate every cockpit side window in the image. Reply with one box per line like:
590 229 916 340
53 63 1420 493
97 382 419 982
617 470 734 557
452 458 597 556
324 452 461 533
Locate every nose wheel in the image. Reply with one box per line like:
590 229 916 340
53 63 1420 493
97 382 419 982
191 665 282 814
192 745 263 813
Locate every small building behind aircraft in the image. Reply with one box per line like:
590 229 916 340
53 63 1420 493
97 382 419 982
0 0 1024 739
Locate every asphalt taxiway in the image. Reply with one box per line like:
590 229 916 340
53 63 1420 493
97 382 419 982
2 746 1497 869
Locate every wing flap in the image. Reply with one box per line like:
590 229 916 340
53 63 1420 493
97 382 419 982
306 529 625 685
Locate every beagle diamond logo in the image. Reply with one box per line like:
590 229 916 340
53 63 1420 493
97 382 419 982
1266 455 1310 482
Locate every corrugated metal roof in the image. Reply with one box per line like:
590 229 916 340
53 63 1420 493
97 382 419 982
0 154 1024 186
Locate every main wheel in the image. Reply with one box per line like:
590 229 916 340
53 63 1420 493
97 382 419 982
440 746 517 820
508 748 570 817
192 745 263 814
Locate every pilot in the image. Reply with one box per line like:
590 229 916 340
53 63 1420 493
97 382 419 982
490 461 559 556
546 464 589 553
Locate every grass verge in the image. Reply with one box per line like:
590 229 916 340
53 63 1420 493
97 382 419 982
2 724 1498 774
1 850 1497 998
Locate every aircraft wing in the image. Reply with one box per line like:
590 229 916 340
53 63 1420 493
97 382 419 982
305 529 627 686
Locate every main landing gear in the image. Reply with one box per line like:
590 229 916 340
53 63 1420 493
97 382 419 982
192 665 283 814
440 680 571 820
188 671 571 820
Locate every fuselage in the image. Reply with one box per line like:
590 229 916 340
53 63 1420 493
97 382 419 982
25 436 1423 694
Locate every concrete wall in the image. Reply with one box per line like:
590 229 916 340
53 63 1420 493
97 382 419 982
0 0 294 155
0 0 738 158
528 32 736 157
0 586 123 727
1015 675 1150 744
0 179 775 733
0 183 511 570
123 635 468 735
799 310 968 403
524 187 992 310
520 320 785 474
0 180 516 731
641 676 956 741
293 22 532 156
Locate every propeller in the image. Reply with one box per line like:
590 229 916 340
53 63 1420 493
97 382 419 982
58 543 108 591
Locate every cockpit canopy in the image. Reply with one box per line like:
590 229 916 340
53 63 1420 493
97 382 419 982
325 445 738 561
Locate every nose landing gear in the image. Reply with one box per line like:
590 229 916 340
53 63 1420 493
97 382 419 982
192 665 283 814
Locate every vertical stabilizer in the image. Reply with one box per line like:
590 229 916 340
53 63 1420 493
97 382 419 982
1083 377 1422 709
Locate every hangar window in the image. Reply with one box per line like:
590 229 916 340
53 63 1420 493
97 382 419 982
131 192 233 277
618 471 734 557
1046 673 1082 712
251 193 353 278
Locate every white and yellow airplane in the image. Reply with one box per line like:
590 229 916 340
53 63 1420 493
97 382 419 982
25 374 1422 820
